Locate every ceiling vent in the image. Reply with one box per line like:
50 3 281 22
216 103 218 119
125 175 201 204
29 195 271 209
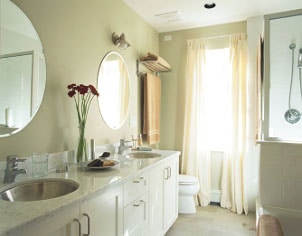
155 11 184 23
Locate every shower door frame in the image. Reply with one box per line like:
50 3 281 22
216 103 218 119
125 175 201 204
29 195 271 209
262 9 302 142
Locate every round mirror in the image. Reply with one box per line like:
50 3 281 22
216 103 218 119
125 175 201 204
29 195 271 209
97 51 130 129
0 0 46 137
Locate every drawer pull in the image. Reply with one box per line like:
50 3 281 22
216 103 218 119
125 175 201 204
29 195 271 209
168 166 172 178
74 218 82 236
83 213 91 236
164 166 172 179
133 176 145 183
164 167 169 179
133 200 144 207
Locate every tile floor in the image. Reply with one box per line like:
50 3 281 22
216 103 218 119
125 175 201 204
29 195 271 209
166 205 256 236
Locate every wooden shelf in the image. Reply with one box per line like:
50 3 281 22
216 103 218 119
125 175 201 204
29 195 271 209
140 60 171 72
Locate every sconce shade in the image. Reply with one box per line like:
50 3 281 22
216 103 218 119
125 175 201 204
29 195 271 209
112 32 131 50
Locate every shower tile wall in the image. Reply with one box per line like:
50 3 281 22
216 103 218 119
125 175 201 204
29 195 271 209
260 142 302 210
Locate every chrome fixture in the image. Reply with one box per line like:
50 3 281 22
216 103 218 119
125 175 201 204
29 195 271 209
112 32 131 50
3 155 26 183
298 48 302 68
285 43 302 124
117 139 132 154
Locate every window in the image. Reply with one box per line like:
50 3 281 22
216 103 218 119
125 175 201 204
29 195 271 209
204 48 231 150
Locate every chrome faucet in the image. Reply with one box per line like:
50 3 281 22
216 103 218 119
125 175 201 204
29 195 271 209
3 155 27 183
118 139 132 154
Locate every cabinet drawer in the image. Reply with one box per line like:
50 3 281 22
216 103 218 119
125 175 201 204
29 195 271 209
124 172 148 206
124 193 148 236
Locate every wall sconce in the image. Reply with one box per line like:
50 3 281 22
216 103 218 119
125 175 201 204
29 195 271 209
112 32 131 50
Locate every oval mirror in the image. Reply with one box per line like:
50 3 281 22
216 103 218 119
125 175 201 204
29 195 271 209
0 0 46 137
97 51 130 129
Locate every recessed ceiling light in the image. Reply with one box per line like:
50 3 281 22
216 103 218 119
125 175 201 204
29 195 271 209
204 3 216 9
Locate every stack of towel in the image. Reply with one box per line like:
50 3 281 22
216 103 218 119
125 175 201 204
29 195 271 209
140 52 171 71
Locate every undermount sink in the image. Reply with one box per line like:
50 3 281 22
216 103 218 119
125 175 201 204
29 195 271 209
124 152 161 159
0 178 79 202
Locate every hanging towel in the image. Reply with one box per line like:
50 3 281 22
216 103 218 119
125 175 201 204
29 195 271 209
143 73 161 145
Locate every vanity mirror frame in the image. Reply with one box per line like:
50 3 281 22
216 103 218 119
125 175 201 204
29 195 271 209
0 0 46 138
97 51 130 130
262 9 302 142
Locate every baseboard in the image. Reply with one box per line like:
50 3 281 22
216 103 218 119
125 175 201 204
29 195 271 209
211 189 221 203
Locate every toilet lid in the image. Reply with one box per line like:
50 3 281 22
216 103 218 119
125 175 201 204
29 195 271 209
178 174 199 184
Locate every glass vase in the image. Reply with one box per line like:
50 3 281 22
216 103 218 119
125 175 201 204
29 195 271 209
77 122 88 163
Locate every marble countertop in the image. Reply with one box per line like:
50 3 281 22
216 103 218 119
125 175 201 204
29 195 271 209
0 149 180 236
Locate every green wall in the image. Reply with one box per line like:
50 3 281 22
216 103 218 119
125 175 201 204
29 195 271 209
1 0 248 161
0 0 158 160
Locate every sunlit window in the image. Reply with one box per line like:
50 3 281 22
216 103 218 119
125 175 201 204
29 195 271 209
204 48 231 150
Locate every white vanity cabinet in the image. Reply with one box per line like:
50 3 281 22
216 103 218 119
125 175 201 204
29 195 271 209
80 185 123 236
21 186 123 236
163 156 179 231
123 172 149 236
21 206 80 236
148 154 179 236
5 151 181 236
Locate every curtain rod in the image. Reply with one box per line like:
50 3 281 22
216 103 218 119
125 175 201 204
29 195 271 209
190 33 246 41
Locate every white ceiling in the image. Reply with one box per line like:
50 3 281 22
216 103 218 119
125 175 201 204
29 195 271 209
123 0 302 33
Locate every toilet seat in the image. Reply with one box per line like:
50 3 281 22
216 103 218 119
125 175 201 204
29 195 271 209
179 174 199 185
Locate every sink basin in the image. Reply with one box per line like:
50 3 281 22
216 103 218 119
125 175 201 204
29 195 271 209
0 178 79 202
124 152 161 159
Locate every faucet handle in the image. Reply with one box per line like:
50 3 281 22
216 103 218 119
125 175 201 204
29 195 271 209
6 155 19 167
6 155 26 169
7 155 19 162
7 155 26 163
120 139 132 145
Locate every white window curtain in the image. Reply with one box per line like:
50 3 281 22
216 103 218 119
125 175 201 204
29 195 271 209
220 34 248 214
181 34 248 214
181 38 211 206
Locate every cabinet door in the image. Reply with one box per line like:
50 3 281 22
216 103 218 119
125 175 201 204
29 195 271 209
21 206 80 236
148 165 164 236
163 157 179 233
81 186 123 236
124 192 148 236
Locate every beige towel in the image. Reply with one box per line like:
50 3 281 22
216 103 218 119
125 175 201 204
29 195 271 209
257 214 284 236
140 52 171 70
143 73 161 145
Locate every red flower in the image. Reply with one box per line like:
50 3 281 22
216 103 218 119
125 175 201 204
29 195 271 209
68 89 76 98
67 83 76 89
67 83 99 124
77 84 88 95
89 85 99 96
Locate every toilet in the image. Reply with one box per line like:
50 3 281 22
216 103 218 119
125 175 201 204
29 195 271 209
178 174 200 214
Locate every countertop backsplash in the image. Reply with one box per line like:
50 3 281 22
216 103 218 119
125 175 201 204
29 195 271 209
0 143 119 184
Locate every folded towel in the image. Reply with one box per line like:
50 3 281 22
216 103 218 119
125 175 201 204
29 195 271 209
137 146 152 151
257 214 284 236
140 52 171 70
143 73 161 145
